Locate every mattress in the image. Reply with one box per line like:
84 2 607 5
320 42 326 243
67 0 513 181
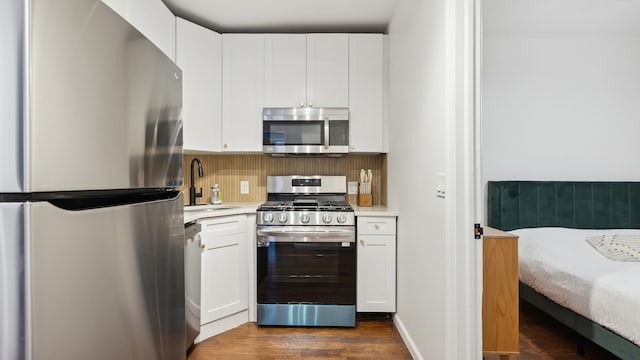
513 227 640 346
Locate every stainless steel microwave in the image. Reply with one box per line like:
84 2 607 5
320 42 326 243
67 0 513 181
262 107 349 155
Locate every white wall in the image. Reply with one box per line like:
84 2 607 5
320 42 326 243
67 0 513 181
483 36 640 183
387 0 448 358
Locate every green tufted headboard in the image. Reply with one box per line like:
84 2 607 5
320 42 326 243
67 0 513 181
487 181 640 231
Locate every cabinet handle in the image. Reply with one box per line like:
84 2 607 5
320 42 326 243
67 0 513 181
223 144 228 149
300 103 304 108
360 239 365 245
374 224 380 230
309 102 313 108
199 242 205 249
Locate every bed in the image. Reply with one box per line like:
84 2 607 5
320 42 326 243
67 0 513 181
487 181 640 359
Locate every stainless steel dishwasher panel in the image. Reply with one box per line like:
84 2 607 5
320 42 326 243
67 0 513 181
184 222 202 349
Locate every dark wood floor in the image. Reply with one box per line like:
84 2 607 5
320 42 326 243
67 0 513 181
188 317 412 360
189 301 622 360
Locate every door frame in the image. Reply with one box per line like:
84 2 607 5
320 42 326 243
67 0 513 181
444 0 483 357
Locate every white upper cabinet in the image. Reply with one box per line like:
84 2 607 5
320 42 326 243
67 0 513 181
101 0 176 61
128 0 175 60
307 34 349 108
222 34 265 152
348 34 386 153
263 34 349 108
101 0 127 18
177 18 222 152
264 35 307 108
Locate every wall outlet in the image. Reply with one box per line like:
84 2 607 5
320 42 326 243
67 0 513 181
240 180 249 194
347 181 358 195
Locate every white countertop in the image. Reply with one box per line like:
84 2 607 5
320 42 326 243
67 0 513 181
183 202 261 224
351 205 399 217
184 202 398 224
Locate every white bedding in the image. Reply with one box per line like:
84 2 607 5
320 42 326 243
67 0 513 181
513 227 640 346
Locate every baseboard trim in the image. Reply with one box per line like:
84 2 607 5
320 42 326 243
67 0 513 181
196 310 248 343
393 314 424 360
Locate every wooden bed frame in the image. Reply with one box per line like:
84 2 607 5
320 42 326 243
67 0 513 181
487 181 640 359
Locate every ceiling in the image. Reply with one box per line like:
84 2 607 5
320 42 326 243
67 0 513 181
484 0 640 38
163 0 640 38
162 0 399 33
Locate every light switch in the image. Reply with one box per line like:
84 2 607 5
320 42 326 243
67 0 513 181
436 173 446 199
240 180 249 194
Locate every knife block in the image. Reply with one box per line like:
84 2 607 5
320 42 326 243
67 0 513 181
358 194 372 207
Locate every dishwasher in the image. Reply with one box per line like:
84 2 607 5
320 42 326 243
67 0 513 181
184 222 202 349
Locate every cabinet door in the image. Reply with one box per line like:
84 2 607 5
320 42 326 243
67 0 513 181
127 0 176 61
264 35 306 108
200 216 249 325
222 34 264 152
177 18 222 152
482 232 519 353
306 34 349 108
349 34 385 152
357 234 396 312
101 0 127 19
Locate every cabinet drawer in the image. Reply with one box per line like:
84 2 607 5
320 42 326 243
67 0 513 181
357 216 396 235
198 215 247 237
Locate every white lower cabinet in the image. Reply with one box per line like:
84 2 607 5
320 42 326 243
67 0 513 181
357 216 396 312
197 215 250 341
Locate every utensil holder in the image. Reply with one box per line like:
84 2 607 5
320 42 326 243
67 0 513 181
358 194 372 207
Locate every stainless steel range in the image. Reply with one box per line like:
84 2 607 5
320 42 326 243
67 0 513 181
256 175 356 327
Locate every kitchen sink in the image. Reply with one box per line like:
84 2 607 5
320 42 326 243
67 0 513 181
183 204 240 213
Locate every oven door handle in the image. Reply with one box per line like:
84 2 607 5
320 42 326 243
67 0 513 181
257 227 355 243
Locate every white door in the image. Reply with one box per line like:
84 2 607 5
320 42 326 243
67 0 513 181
264 34 306 108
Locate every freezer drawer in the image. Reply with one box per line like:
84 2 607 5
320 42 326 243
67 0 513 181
28 194 185 360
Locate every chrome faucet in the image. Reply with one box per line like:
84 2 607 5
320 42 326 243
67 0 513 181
189 158 204 206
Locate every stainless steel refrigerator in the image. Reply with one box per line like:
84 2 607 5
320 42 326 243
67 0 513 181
0 1 186 359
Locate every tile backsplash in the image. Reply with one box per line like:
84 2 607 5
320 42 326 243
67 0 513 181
181 154 387 206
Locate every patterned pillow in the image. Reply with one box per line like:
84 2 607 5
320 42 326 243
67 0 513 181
586 235 640 262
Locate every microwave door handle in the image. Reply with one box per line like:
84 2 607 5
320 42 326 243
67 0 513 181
324 117 330 150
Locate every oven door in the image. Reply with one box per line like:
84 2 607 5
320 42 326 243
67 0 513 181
256 226 356 326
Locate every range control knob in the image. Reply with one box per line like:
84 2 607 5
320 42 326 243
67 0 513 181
300 214 310 224
278 213 289 223
263 213 274 223
337 214 347 224
322 214 333 224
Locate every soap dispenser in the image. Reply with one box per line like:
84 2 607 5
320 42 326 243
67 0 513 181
211 184 222 204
